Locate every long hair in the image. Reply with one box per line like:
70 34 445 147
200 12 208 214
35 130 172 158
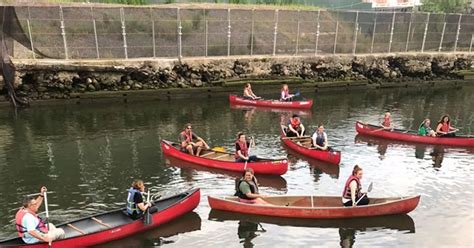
437 115 450 125
352 165 362 176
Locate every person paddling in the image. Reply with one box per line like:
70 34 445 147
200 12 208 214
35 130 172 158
381 112 392 130
342 165 369 207
243 83 261 100
126 179 157 220
418 118 436 137
312 124 329 150
235 132 258 163
435 115 458 137
179 123 210 156
15 186 65 244
280 84 295 101
286 114 305 137
235 168 270 205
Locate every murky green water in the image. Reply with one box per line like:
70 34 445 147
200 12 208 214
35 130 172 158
0 86 473 247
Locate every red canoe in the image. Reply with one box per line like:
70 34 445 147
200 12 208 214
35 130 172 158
229 95 313 109
161 140 288 176
208 194 420 219
355 121 474 147
280 125 341 165
0 189 200 247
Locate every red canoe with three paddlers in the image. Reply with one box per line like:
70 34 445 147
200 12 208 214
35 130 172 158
355 121 474 147
0 188 200 247
280 125 341 165
161 140 288 176
229 95 313 110
208 194 420 219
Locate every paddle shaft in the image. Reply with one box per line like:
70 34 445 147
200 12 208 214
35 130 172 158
44 192 52 247
355 182 373 205
244 137 254 169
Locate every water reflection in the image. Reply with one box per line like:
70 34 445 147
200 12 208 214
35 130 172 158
286 153 339 178
98 212 201 247
209 210 415 248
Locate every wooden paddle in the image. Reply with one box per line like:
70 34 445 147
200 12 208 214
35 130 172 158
282 136 311 140
244 137 254 169
44 191 52 248
355 182 373 205
144 190 152 225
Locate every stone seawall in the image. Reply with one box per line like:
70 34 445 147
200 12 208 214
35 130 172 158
2 53 473 104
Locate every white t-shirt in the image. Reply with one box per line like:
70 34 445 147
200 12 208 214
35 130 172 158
22 213 42 244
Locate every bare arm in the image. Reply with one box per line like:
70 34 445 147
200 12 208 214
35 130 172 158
137 202 151 212
27 230 51 243
350 181 357 207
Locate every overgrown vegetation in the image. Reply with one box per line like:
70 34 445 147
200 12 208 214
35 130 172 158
420 0 470 13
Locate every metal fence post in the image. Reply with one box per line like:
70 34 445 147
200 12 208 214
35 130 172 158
59 6 68 59
26 6 36 59
151 7 156 58
272 9 279 56
91 7 99 59
453 14 462 52
405 12 413 52
250 8 255 56
333 21 339 55
120 7 128 59
438 17 446 52
227 8 231 57
470 34 473 53
421 13 430 53
314 10 320 56
295 10 300 55
352 11 359 55
177 8 182 59
370 12 377 53
205 20 208 57
388 11 396 53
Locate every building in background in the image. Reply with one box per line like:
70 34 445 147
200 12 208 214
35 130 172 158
362 0 422 11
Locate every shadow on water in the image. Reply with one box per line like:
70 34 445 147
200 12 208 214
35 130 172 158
354 134 474 167
97 211 201 248
286 152 340 179
209 210 415 248
165 157 288 191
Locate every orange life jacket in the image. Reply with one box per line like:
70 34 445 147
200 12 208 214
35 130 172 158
181 131 193 143
15 208 48 237
440 123 450 132
290 118 301 129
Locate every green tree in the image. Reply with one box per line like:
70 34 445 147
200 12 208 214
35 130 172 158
420 0 470 13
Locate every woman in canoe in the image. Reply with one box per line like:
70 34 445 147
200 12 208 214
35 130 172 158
418 118 436 137
286 114 305 137
436 115 458 137
235 132 258 162
235 168 270 205
179 123 210 156
342 165 369 207
312 124 329 150
243 83 261 100
280 84 295 101
381 112 392 130
126 179 156 220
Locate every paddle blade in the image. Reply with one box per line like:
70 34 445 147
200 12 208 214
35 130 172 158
294 92 301 97
368 182 373 192
144 210 152 225
212 147 226 152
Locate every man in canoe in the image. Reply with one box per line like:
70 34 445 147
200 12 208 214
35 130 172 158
235 168 270 205
126 179 157 220
418 118 436 137
280 84 295 101
435 115 458 137
179 123 210 156
243 83 261 100
235 132 258 162
342 165 369 207
286 114 305 137
381 112 392 130
312 124 329 150
15 186 65 244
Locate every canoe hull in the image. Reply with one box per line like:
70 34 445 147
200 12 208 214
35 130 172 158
1 189 200 247
161 140 288 175
355 121 474 147
280 129 341 165
208 195 420 219
229 95 313 109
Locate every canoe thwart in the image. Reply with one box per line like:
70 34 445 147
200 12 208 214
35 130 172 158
67 224 87 235
91 217 112 228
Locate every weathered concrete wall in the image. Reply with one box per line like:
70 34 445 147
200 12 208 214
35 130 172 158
2 53 473 103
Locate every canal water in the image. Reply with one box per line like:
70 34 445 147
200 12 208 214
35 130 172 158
0 86 472 247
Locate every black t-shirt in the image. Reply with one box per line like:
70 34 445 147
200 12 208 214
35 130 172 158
130 192 144 219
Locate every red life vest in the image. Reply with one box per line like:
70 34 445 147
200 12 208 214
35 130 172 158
180 131 193 143
290 118 301 129
235 140 248 159
440 123 450 132
382 117 390 127
15 208 48 237
342 175 362 200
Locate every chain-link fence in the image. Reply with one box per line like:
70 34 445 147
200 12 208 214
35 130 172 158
12 6 474 59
